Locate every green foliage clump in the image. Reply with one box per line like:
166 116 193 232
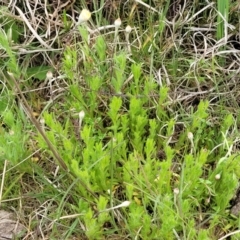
0 1 240 239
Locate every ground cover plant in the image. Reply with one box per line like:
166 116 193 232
0 0 240 239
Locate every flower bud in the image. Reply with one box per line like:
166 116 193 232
77 9 91 24
114 18 122 27
125 25 132 34
46 71 53 80
187 132 193 140
174 188 180 195
79 110 85 120
40 118 45 125
118 201 131 207
215 174 221 180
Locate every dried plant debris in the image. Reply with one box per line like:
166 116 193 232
0 210 26 240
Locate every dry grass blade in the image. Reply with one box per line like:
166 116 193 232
218 229 240 240
135 0 158 13
0 160 8 207
15 6 51 49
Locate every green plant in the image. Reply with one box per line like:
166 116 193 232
217 0 229 41
0 1 240 239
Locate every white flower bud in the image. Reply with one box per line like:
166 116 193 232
79 110 85 120
77 9 91 25
125 25 132 34
174 188 180 195
114 18 121 27
118 201 131 208
40 118 45 125
46 71 53 80
99 200 131 213
187 132 193 140
215 174 221 180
